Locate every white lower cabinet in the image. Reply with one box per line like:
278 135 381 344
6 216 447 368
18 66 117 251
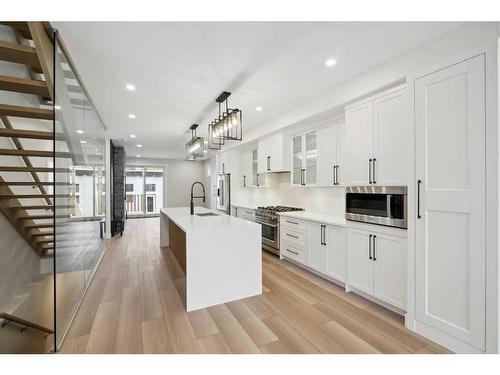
347 227 406 310
347 229 374 295
324 225 345 282
307 223 345 281
307 223 327 272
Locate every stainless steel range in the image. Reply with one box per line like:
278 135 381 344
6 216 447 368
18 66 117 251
255 206 303 255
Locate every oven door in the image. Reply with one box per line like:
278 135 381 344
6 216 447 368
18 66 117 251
256 220 279 251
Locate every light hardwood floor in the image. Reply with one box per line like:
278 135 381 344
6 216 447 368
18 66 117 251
60 217 450 354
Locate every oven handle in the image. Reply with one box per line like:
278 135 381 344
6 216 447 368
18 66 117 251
386 194 392 218
254 219 277 228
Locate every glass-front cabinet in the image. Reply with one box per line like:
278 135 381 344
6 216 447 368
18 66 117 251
292 130 318 186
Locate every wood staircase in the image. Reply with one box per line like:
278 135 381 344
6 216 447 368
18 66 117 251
0 21 58 256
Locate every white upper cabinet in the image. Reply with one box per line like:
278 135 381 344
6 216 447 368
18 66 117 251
346 101 373 185
240 150 253 187
218 150 229 174
291 130 318 186
373 89 407 185
346 86 407 186
414 55 485 351
317 119 347 186
257 132 290 173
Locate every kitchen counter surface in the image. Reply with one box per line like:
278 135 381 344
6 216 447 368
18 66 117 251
279 211 346 227
161 206 260 233
160 206 261 311
231 203 258 211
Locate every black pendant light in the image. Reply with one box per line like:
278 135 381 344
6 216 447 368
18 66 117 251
208 91 243 150
185 124 204 161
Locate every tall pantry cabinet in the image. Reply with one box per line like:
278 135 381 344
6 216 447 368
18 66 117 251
413 54 486 352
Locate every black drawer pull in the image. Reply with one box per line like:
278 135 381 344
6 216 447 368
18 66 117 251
286 233 299 239
286 248 299 255
286 220 299 225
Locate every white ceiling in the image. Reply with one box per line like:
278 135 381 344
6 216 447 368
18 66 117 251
53 22 460 159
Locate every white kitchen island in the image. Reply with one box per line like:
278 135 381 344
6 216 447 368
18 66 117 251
160 206 262 311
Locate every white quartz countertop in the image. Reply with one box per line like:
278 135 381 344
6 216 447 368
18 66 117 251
279 211 346 227
160 206 259 233
231 203 258 211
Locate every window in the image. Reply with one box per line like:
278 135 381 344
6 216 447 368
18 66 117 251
126 184 134 192
76 196 80 204
146 183 156 192
125 166 163 216
75 183 80 193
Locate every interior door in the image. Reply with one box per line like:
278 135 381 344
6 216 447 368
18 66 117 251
347 228 373 295
318 124 337 186
373 89 407 185
346 101 373 185
307 222 326 272
372 233 406 310
415 55 486 350
325 225 345 281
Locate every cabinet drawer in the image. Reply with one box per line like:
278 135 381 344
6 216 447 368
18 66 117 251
280 217 307 232
281 243 306 264
280 227 306 248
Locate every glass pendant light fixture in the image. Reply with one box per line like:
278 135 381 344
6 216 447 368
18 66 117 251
185 124 204 161
208 91 243 150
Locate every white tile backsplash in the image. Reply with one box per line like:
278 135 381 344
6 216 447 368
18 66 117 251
233 173 345 216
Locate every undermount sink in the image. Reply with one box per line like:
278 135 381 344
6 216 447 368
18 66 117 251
196 212 219 217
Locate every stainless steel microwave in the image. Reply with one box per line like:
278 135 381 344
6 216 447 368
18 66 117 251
345 186 407 229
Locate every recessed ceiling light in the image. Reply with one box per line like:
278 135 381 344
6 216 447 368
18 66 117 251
77 129 84 134
126 84 135 91
136 144 142 148
128 114 136 119
255 106 263 112
325 58 337 67
136 155 141 158
80 140 87 144
130 134 136 138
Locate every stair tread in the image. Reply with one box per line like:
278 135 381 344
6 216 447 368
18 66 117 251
0 103 53 120
9 205 53 211
0 127 62 140
0 75 49 97
0 166 69 173
0 40 40 68
0 148 71 158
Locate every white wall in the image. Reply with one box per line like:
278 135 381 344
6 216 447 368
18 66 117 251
126 157 206 208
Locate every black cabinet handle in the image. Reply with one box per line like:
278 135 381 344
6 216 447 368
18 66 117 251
335 165 339 185
373 158 377 184
369 159 372 184
417 179 422 219
286 248 299 255
256 174 260 187
267 156 271 171
243 175 246 187
320 225 324 245
373 235 377 261
332 165 336 185
286 220 299 225
222 163 225 174
369 234 372 260
323 225 327 246
301 169 306 185
286 233 298 239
